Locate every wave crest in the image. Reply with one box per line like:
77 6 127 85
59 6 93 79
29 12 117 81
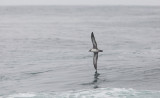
2 88 160 98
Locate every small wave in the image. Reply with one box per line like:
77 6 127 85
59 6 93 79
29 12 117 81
2 88 160 98
25 69 53 75
7 93 36 98
0 75 9 81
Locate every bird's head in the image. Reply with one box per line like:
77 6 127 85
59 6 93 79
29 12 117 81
89 49 92 52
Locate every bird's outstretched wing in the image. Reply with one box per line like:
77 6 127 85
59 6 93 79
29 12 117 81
93 52 98 70
91 32 97 49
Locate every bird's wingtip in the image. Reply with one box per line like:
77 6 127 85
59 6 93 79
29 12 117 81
91 32 94 36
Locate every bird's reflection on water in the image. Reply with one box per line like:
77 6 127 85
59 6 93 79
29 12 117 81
93 71 100 89
81 71 101 89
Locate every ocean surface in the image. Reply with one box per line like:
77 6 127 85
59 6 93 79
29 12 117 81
0 5 160 98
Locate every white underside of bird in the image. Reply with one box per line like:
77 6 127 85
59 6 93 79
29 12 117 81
90 49 99 52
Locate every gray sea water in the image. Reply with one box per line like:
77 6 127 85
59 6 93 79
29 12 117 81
0 6 160 98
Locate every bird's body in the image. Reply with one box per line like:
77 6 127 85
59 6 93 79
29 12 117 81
89 32 103 72
90 49 99 52
90 49 103 52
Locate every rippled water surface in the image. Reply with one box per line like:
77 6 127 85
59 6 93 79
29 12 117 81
0 6 160 97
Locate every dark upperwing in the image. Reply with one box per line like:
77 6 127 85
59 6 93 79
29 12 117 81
91 32 97 49
93 52 98 70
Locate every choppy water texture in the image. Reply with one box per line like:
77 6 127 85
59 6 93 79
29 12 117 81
0 6 160 97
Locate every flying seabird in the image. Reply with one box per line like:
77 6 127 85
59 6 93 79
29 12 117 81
89 32 103 72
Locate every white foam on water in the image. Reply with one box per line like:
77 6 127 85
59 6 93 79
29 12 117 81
2 88 160 98
7 93 36 98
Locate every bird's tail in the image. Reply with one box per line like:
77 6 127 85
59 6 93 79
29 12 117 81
99 50 103 52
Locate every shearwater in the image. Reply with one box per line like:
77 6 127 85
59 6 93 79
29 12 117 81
89 32 103 72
